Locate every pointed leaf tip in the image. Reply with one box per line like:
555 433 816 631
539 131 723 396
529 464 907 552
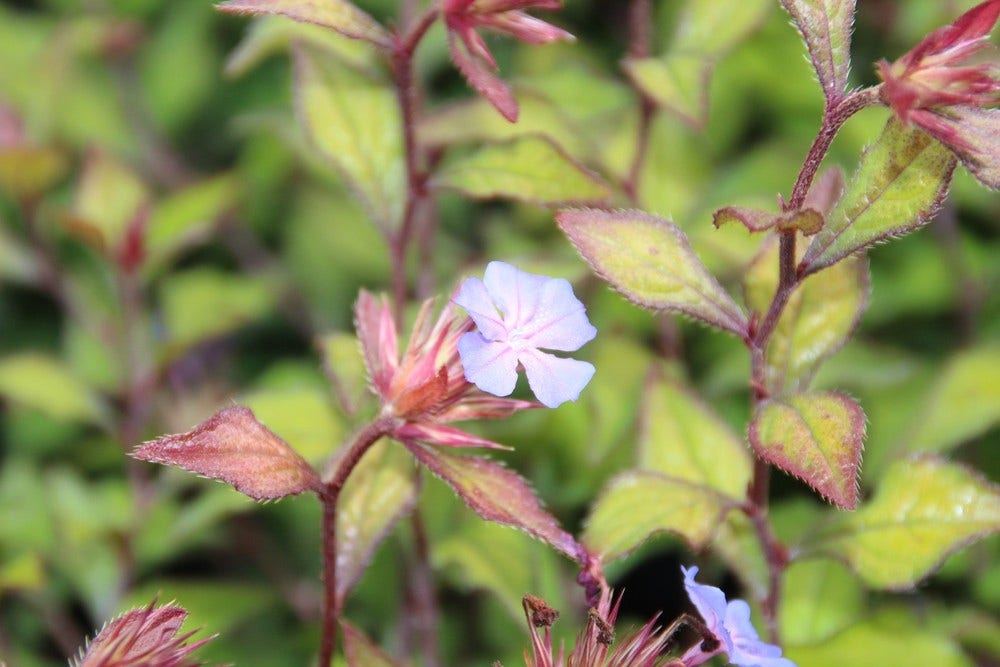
749 391 865 509
779 0 856 102
133 406 322 501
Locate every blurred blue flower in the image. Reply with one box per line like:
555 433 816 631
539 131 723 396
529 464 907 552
682 566 797 667
453 261 596 408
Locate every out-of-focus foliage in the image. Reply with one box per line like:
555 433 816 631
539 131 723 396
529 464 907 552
0 1 997 666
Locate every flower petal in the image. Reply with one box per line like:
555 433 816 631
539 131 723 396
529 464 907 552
725 600 797 667
482 260 551 324
518 349 595 408
457 331 519 397
454 275 507 340
682 566 732 652
519 275 596 351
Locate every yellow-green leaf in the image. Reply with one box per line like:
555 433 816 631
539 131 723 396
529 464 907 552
817 455 1000 589
558 208 749 336
786 611 973 667
673 0 772 56
638 374 751 499
144 173 241 277
67 151 149 254
335 439 417 607
745 241 869 391
780 558 863 645
159 268 276 358
583 471 735 562
433 136 610 206
293 44 404 231
624 54 711 127
218 0 392 48
342 621 402 667
0 353 108 425
802 116 956 273
749 391 865 508
903 345 1000 454
0 146 68 199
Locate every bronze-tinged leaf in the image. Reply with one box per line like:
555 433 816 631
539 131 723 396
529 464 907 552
217 0 392 48
404 442 581 561
133 406 322 501
801 117 956 274
557 208 749 337
749 391 865 509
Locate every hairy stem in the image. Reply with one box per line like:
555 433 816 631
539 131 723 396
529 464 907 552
318 416 399 667
743 85 881 641
622 0 655 203
389 8 439 326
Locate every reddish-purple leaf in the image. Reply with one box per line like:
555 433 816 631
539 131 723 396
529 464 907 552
216 0 392 48
133 406 322 501
749 391 865 509
779 0 856 102
447 30 519 122
403 441 581 560
74 600 213 667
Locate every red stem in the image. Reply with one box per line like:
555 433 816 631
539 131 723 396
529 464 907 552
743 85 881 641
389 8 439 327
317 416 400 667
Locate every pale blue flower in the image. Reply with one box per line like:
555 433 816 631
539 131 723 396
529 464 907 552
453 261 596 408
682 566 797 667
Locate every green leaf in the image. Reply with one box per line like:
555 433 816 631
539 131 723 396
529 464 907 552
0 353 108 425
749 391 865 509
241 387 344 464
404 443 580 560
66 151 149 254
779 558 864 645
779 0 857 102
433 136 610 206
583 471 735 562
293 44 404 231
0 146 69 199
638 374 751 499
557 208 749 336
434 519 538 620
712 512 769 599
673 0 772 56
817 455 1000 589
745 241 869 391
902 345 1000 454
802 117 956 273
0 552 44 594
786 611 973 667
159 267 276 357
144 173 241 277
316 332 373 418
218 0 392 48
624 54 712 128
335 439 417 607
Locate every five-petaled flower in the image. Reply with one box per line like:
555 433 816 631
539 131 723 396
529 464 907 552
681 566 796 667
877 0 1000 188
356 290 536 450
443 0 573 122
453 261 596 409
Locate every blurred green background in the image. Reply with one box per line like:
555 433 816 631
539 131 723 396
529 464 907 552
0 1 997 665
